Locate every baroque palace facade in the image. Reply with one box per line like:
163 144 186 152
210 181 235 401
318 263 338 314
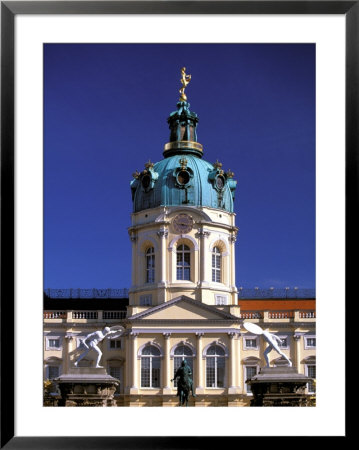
44 72 316 406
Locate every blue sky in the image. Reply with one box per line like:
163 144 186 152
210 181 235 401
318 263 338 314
44 43 315 290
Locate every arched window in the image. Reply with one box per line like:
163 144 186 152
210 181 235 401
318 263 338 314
173 344 194 387
206 344 225 388
146 247 155 283
212 246 221 282
176 244 191 280
141 345 161 388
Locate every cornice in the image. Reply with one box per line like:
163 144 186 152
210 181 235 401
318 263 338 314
129 319 240 325
127 294 240 321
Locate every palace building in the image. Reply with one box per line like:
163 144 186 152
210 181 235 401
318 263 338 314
44 70 316 406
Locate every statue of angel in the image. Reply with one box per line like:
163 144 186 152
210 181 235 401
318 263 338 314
74 326 124 368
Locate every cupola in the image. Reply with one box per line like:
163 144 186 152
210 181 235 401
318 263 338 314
130 68 237 213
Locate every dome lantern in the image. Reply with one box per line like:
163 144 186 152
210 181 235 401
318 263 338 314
163 67 203 158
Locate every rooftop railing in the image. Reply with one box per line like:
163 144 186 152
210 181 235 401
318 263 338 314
43 310 127 321
237 288 315 299
240 310 315 322
44 288 129 299
44 287 315 299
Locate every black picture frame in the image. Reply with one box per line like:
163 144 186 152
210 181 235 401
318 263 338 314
1 1 351 448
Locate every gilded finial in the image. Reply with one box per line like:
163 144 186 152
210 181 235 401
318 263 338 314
226 169 234 178
213 160 223 170
179 67 191 102
145 160 154 170
179 157 188 169
132 170 141 179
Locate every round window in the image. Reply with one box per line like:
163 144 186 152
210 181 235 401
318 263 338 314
177 170 190 186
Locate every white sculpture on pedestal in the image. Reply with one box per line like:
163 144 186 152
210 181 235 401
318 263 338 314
74 326 124 368
243 322 292 367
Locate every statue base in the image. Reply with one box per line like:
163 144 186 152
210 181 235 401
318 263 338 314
55 367 119 407
246 366 313 407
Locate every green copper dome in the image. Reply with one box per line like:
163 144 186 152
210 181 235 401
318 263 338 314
130 96 237 213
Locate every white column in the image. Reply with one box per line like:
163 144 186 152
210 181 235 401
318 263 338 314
195 332 205 394
63 335 72 372
130 332 139 393
157 228 168 285
238 332 243 391
226 252 231 287
198 230 210 287
162 333 172 394
129 231 137 288
228 332 241 394
228 332 235 388
125 334 131 393
229 234 237 302
294 334 301 372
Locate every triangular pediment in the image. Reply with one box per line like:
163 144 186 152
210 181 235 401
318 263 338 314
128 296 238 322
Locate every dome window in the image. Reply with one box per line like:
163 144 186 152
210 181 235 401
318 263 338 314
209 160 231 194
177 169 191 186
173 159 193 189
215 175 225 191
141 174 151 189
134 160 159 194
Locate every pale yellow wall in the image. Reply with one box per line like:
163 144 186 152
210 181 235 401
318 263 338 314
44 316 315 403
128 205 238 307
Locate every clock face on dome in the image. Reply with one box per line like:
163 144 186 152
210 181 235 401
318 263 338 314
172 214 193 234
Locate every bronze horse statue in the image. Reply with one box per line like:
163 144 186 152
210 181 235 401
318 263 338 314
171 359 196 407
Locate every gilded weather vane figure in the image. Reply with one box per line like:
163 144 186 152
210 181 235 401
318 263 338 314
179 67 191 102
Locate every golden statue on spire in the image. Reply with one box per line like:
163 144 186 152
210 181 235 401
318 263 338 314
179 67 191 102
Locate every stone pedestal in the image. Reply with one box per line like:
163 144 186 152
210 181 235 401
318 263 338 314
55 367 119 407
246 366 312 407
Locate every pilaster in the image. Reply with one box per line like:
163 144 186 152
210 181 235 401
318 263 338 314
197 229 210 288
229 233 237 302
195 332 205 394
293 334 302 372
228 332 241 394
129 332 139 394
162 332 172 394
63 335 73 373
129 230 137 289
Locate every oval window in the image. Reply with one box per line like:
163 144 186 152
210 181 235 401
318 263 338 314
142 174 151 189
177 170 190 186
216 175 225 190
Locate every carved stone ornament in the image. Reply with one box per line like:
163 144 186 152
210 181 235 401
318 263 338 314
157 228 169 239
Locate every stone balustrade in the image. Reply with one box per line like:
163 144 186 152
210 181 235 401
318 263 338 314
268 311 294 319
43 310 127 322
299 311 316 318
43 311 66 319
102 311 127 320
72 311 98 320
240 311 262 319
261 310 316 322
43 308 315 323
